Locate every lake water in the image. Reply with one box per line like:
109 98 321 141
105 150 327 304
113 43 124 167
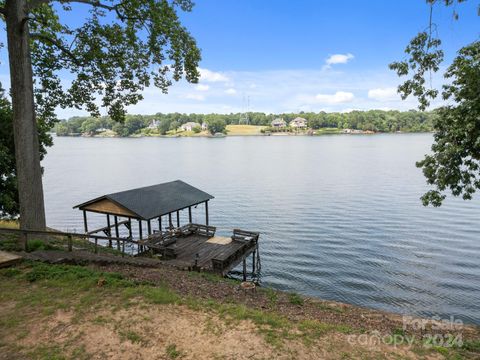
42 134 480 324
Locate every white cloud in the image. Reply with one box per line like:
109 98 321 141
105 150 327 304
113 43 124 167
298 91 355 105
199 67 229 82
184 93 206 101
325 53 354 66
367 87 398 101
315 91 355 104
225 88 237 95
195 84 210 91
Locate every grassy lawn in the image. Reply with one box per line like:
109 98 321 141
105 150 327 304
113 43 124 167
226 124 267 135
314 128 343 135
0 220 19 229
1 261 478 359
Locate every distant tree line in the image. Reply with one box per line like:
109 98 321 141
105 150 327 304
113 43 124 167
55 110 436 137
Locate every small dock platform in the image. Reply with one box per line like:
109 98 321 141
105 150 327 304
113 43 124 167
0 250 22 268
151 229 260 276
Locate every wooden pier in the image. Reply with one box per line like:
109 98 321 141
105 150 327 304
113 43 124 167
73 180 261 279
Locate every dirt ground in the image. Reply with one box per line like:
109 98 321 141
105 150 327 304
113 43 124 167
0 300 445 360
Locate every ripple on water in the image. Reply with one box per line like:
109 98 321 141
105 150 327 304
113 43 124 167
42 135 480 325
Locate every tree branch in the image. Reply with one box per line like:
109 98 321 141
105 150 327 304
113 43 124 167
30 32 82 66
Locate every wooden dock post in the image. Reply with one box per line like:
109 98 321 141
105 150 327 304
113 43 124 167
242 258 247 281
67 235 72 252
83 210 88 233
114 216 120 250
188 206 192 223
106 215 112 247
252 250 256 274
128 218 132 239
94 237 98 254
176 211 180 228
138 220 143 253
205 201 209 226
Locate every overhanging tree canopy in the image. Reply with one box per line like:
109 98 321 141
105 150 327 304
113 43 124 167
0 0 201 230
390 0 480 206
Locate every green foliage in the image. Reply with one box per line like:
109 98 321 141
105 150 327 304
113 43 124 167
27 0 201 123
0 88 52 218
206 118 227 134
169 120 180 132
389 32 443 111
391 1 480 206
25 238 60 252
416 42 480 206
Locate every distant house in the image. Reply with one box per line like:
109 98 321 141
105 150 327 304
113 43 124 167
201 122 208 131
147 119 160 129
271 118 286 128
180 122 201 132
289 117 308 128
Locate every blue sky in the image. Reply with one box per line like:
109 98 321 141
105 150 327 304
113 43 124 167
0 0 479 116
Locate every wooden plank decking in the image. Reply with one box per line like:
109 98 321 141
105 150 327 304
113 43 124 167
161 234 256 274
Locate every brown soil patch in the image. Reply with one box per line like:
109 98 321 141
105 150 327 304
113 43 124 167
1 301 442 360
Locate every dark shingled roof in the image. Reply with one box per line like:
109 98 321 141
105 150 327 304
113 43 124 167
74 180 214 220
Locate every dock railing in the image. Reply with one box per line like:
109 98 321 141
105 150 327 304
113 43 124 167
0 227 141 257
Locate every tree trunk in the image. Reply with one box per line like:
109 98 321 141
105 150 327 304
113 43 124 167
5 0 46 231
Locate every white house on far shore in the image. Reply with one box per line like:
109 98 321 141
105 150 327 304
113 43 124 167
201 122 208 130
180 122 201 131
289 117 308 128
147 119 160 129
271 118 286 128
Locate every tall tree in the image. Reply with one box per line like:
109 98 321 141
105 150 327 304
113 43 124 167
0 0 201 230
390 0 479 206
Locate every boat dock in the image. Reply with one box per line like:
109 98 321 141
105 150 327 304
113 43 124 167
74 180 261 279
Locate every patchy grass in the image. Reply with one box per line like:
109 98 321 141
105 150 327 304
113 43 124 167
226 124 267 135
0 261 478 359
165 344 182 359
313 127 342 135
119 329 145 344
314 302 346 313
288 292 304 306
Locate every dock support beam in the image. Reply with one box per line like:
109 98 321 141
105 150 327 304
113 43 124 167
128 218 132 239
114 216 120 250
106 215 112 247
242 258 247 281
188 206 192 223
138 220 143 253
83 210 88 233
205 201 209 226
158 216 162 232
147 220 152 235
176 211 180 228
252 250 256 274
168 213 173 229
